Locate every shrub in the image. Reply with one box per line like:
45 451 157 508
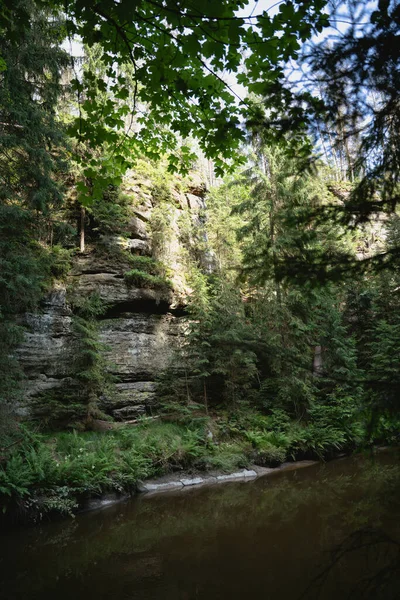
48 245 74 279
195 441 251 472
128 255 160 273
289 423 347 460
252 443 287 467
123 255 172 291
244 430 288 466
0 421 214 520
90 186 130 235
124 269 172 291
117 422 207 473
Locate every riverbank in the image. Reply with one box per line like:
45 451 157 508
1 410 398 525
137 461 319 494
83 461 320 511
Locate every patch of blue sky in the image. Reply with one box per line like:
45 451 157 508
224 0 379 103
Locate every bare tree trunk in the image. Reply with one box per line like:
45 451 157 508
317 83 341 180
80 206 85 253
316 121 331 168
203 379 208 415
185 368 190 404
313 345 323 377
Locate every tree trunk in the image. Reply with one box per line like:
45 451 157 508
80 206 85 253
313 345 323 377
203 379 208 415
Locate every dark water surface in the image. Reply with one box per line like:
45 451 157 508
1 452 400 600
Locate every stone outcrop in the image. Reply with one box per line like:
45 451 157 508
16 257 182 421
136 462 318 496
98 313 182 419
16 286 75 416
16 168 208 421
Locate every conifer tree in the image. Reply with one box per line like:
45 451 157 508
0 0 68 416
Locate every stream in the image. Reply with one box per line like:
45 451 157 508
1 451 400 600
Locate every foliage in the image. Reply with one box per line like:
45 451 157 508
71 291 106 320
1 0 400 526
127 255 160 273
70 294 112 425
244 430 287 466
195 441 251 472
0 421 211 519
169 275 260 407
0 0 68 212
89 186 131 235
309 1 400 215
254 1 400 279
48 0 330 182
149 203 175 259
124 256 172 291
124 270 172 291
48 245 74 280
0 1 69 428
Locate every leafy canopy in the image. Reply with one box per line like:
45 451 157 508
0 0 330 190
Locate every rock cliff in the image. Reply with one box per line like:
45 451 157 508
16 167 208 422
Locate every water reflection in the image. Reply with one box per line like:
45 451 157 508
302 528 400 600
1 452 399 600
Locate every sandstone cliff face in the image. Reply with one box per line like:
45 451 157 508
16 168 207 422
17 287 75 413
99 313 181 420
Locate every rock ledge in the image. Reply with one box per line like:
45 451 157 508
136 462 318 495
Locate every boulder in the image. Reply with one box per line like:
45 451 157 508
186 193 206 212
127 239 151 255
133 207 152 222
112 405 147 420
126 216 148 239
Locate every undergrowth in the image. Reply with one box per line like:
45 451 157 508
1 404 398 523
124 256 172 291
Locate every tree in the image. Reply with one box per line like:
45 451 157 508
0 0 332 200
257 0 400 279
306 0 400 220
232 141 354 286
0 0 68 418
